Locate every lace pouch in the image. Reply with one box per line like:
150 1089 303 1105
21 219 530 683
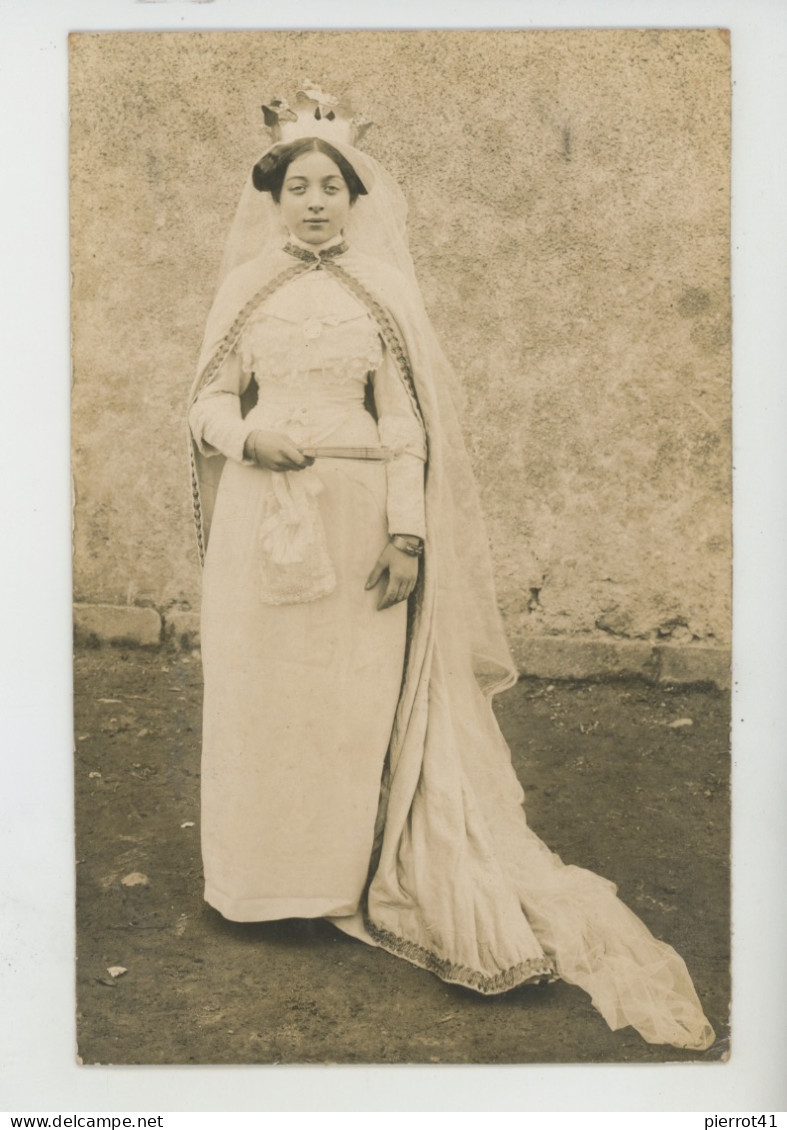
257 470 337 604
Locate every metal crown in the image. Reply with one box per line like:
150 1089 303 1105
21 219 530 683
262 81 372 148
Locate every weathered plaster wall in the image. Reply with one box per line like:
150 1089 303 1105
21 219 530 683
71 30 731 663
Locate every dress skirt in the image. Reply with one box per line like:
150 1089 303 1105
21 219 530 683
200 419 408 922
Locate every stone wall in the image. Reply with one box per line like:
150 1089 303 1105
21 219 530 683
70 30 731 677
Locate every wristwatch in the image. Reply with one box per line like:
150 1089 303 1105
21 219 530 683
390 534 424 557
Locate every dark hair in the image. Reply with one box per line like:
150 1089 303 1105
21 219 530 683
252 138 366 203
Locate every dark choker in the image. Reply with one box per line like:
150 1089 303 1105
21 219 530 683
283 240 349 263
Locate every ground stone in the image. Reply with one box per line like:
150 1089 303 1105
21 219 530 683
73 603 161 647
515 636 656 682
656 645 731 690
164 610 201 650
72 603 731 689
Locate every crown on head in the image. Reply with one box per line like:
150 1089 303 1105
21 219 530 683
262 82 372 149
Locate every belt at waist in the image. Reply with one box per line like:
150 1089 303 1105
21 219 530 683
244 400 378 448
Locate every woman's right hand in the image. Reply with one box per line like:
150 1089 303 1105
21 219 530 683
243 430 315 472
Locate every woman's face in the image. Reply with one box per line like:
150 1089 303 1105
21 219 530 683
278 150 352 245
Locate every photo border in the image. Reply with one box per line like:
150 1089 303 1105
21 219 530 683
2 0 785 1114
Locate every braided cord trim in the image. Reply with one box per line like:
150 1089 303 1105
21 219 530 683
190 256 425 564
364 913 557 995
190 440 206 565
192 261 312 401
282 240 349 263
190 259 316 564
321 260 425 431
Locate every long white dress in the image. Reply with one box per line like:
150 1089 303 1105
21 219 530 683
190 240 716 1049
189 265 427 922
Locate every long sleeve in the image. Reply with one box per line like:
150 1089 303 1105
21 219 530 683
372 343 427 539
189 350 256 464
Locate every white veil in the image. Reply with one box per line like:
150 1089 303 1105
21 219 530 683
216 142 421 294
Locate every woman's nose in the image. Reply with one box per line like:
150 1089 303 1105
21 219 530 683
307 192 324 211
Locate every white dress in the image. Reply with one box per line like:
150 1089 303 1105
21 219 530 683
189 267 426 922
190 243 716 1049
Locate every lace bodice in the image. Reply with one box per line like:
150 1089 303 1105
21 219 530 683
189 265 426 540
238 271 383 393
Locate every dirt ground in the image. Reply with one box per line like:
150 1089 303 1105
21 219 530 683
74 645 730 1065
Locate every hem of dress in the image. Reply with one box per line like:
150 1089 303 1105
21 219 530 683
205 887 360 923
364 915 557 995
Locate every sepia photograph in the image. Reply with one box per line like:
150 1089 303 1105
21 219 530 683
69 28 731 1068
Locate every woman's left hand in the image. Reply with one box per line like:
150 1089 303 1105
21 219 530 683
365 542 419 610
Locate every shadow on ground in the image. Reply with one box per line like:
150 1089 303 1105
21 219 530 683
74 646 730 1065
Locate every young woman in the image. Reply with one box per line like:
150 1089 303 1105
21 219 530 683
189 84 715 1051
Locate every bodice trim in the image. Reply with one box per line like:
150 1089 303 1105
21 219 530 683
191 253 424 565
283 240 349 263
